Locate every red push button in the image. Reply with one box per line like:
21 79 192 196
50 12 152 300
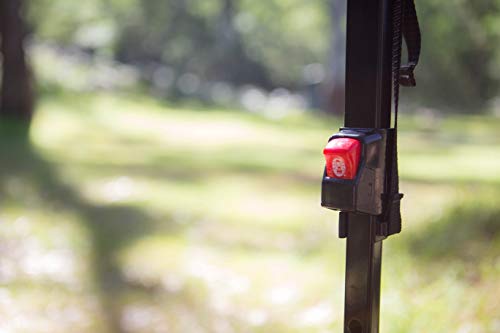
323 138 361 179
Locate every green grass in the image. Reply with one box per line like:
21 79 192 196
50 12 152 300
0 92 499 332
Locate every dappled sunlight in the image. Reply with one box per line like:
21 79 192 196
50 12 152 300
0 217 79 285
34 94 322 151
0 288 103 333
119 237 344 332
398 117 500 184
408 189 500 263
98 176 136 203
399 181 457 226
1 93 499 332
0 212 103 332
0 0 497 330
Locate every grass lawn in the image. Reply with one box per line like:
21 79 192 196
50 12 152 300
0 92 499 333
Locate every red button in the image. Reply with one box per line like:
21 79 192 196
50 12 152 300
323 138 361 179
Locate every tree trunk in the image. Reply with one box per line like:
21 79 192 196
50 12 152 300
213 0 272 88
0 0 34 121
325 0 346 115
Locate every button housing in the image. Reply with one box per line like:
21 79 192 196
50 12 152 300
321 128 388 215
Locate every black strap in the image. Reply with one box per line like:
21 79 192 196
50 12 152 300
392 0 421 120
400 0 421 87
382 0 420 237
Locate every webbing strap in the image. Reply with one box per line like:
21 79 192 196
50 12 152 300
384 0 420 236
393 0 421 120
400 0 421 87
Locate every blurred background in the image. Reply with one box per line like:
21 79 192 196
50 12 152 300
0 0 499 332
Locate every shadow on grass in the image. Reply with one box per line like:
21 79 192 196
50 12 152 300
407 192 500 264
0 121 169 333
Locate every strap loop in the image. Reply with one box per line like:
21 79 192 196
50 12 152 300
398 0 421 89
383 0 421 237
399 64 416 86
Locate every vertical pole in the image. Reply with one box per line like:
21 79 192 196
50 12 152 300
343 0 393 332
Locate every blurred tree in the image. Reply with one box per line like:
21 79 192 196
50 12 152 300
24 0 500 112
113 0 217 93
211 0 271 87
26 0 329 96
238 0 328 88
0 0 34 121
325 0 346 114
407 0 500 111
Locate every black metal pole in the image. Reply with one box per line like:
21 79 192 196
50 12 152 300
343 0 393 332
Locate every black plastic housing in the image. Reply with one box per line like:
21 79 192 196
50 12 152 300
321 128 387 215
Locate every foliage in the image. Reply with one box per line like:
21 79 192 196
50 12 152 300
26 0 500 112
412 0 500 111
27 0 329 91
